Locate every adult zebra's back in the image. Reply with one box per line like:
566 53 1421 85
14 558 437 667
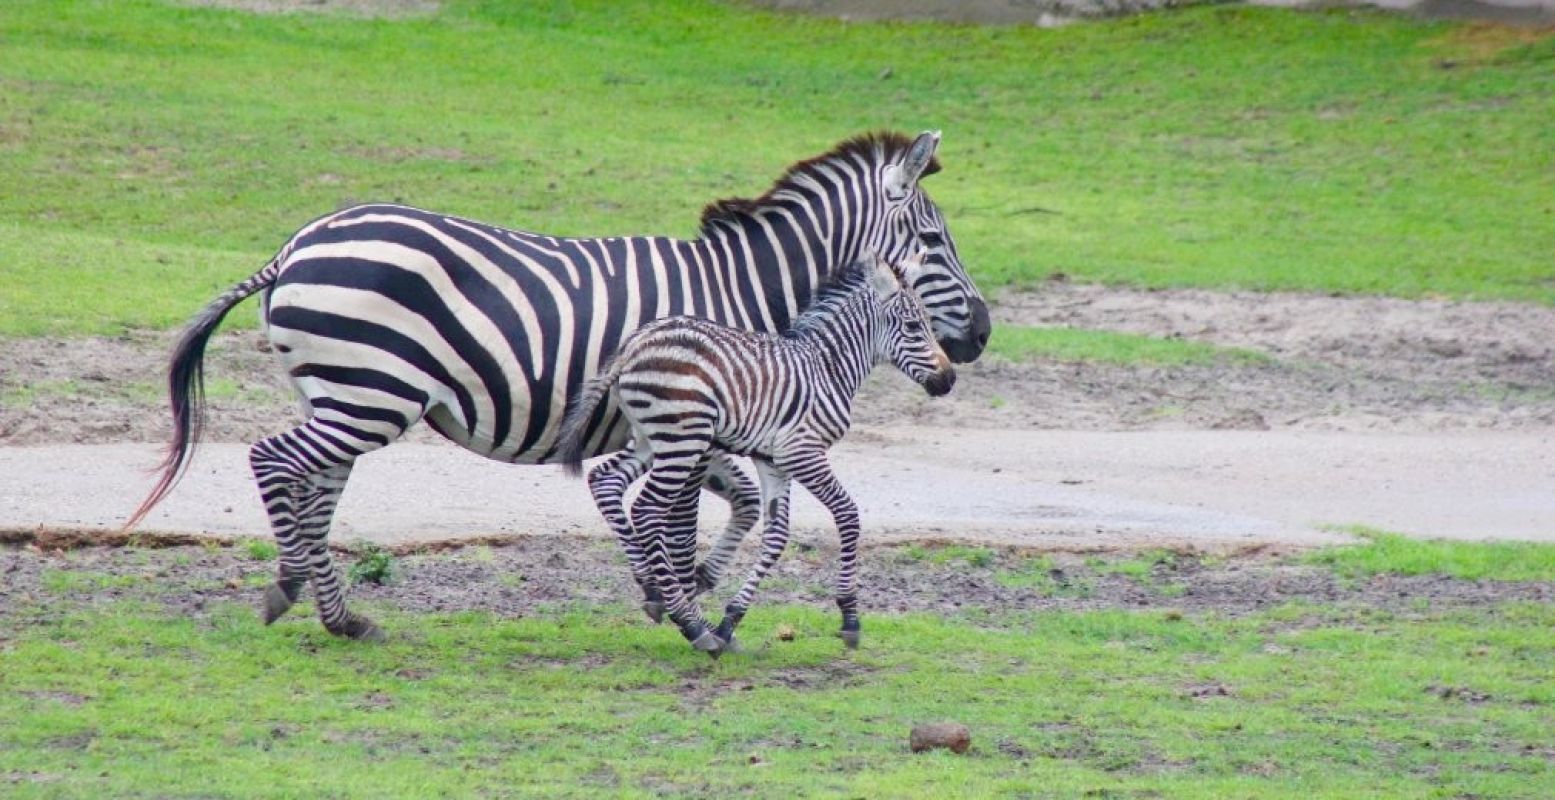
127 130 989 640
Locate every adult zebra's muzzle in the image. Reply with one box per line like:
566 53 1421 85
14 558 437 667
941 298 991 364
922 368 957 397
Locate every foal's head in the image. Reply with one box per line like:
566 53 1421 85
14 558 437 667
868 253 956 397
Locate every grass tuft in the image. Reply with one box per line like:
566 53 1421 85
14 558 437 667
1306 526 1555 582
348 543 395 586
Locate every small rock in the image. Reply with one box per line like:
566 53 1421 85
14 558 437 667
910 722 971 754
224 577 241 590
775 624 796 641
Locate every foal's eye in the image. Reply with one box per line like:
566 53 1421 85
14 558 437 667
919 231 944 248
904 319 924 333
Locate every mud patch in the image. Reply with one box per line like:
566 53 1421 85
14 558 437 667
3 539 1549 627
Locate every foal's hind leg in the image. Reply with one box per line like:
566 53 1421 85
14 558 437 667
585 445 662 622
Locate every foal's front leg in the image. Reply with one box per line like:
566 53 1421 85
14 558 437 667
786 452 863 648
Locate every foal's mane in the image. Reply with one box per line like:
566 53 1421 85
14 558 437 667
784 259 879 335
697 131 941 237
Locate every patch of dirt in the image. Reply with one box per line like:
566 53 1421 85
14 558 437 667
4 282 1552 446
3 539 1549 627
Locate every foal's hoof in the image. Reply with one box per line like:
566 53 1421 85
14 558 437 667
641 601 666 624
837 629 861 650
333 613 387 643
690 630 726 657
260 581 301 625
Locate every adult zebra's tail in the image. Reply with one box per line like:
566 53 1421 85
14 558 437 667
124 259 284 531
558 355 628 478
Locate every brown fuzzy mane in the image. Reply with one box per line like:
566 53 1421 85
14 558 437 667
697 131 940 236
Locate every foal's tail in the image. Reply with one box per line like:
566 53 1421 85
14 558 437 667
557 355 629 478
124 258 283 531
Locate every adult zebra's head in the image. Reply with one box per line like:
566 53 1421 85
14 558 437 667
699 130 990 363
871 131 990 364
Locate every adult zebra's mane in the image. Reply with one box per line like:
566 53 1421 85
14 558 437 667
697 131 941 237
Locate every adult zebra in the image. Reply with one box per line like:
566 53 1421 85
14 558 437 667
127 130 990 641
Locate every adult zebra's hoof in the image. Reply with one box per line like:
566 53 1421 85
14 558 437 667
333 613 387 643
260 580 302 625
641 601 666 624
837 629 861 650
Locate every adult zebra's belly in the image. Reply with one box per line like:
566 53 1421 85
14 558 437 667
423 398 633 465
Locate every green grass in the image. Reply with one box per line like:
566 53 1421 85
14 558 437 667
1307 526 1555 582
899 542 997 567
2 597 1551 797
1 2 1552 336
241 538 279 562
989 324 1269 366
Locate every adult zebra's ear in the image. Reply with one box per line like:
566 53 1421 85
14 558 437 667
882 130 942 203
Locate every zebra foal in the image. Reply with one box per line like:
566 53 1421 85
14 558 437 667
559 253 953 654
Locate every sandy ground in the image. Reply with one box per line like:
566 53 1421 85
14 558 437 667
6 282 1552 446
2 282 1552 549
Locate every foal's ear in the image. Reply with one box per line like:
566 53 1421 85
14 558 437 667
898 248 930 287
868 256 902 300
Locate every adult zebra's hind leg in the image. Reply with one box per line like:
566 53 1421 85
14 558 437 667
259 462 351 625
250 411 405 641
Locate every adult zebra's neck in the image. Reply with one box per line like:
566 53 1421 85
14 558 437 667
694 173 883 334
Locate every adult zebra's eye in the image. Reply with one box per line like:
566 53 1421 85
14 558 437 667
919 231 944 248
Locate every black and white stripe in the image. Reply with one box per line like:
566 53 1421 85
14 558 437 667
127 131 988 640
558 254 954 654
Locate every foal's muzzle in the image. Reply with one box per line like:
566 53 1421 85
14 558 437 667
922 369 957 397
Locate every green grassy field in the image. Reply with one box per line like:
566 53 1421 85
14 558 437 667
3 536 1553 798
1 1 1552 336
987 324 1268 366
